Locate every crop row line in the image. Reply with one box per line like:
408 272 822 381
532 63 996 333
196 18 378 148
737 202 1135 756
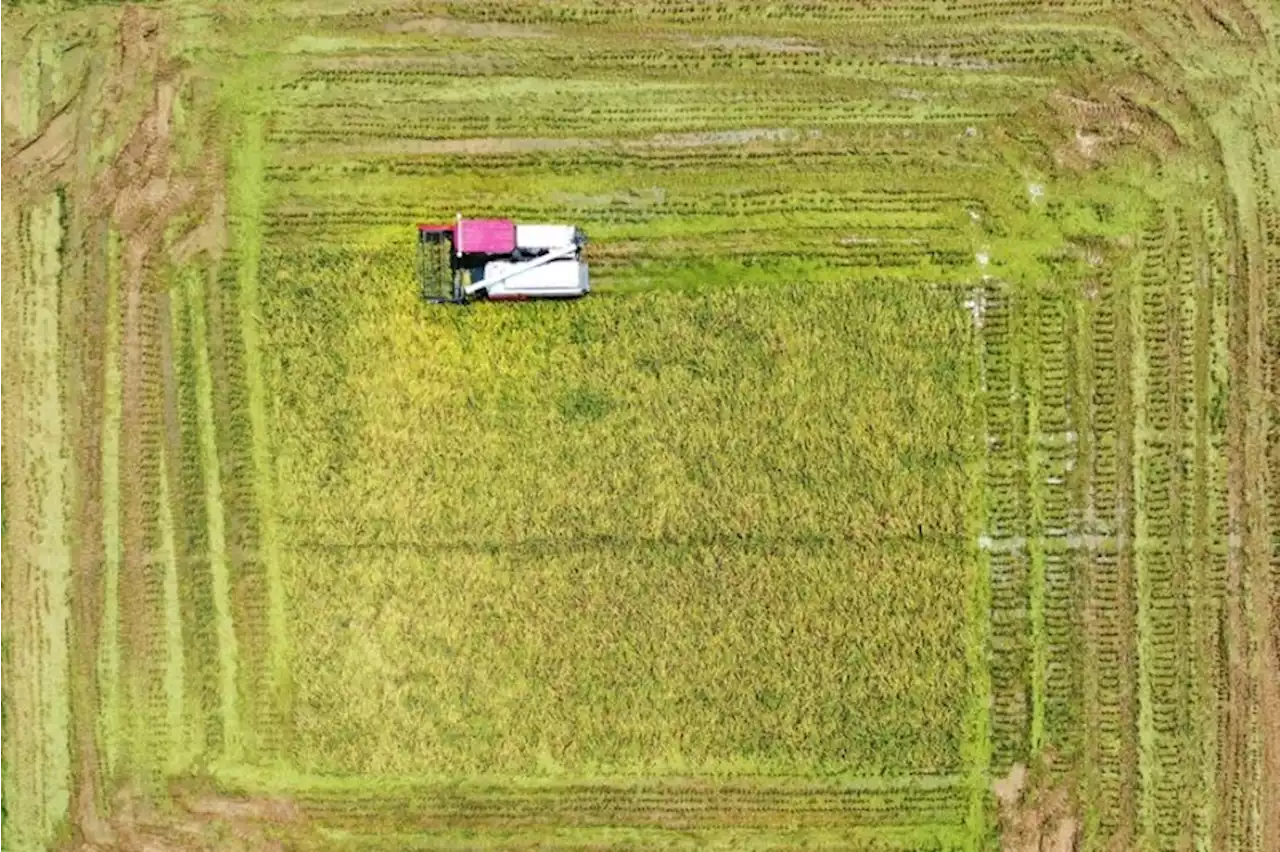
979 283 1032 772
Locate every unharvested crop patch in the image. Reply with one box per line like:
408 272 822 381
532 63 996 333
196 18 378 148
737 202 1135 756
265 251 977 777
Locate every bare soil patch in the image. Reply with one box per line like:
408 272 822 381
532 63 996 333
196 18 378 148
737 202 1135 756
382 16 551 39
72 784 307 852
2 43 24 137
679 34 821 53
993 763 1080 852
8 109 79 185
298 126 820 158
1042 76 1184 170
886 54 999 71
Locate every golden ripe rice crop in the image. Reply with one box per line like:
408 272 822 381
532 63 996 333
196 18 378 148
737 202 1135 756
267 244 976 777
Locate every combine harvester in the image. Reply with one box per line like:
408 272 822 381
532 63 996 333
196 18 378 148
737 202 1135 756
417 214 590 303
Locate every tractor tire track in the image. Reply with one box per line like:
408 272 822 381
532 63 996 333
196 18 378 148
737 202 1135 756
1104 233 1141 851
64 209 113 848
156 286 189 769
1259 137 1280 852
117 239 167 778
1 191 73 850
185 263 242 762
168 265 222 759
201 257 272 763
61 17 118 837
1213 116 1269 852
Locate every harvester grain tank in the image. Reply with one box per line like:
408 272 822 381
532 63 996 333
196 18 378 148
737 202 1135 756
417 214 589 303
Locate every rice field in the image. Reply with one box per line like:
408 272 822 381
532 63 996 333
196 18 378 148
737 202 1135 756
272 266 977 778
2 1 1278 850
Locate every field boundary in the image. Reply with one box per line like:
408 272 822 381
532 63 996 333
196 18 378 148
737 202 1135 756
230 108 291 752
965 280 995 850
98 227 124 781
2 190 74 850
4 4 1277 850
185 261 243 762
210 771 973 834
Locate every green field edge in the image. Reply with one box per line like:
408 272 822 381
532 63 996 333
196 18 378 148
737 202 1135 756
214 767 969 795
0 191 11 852
301 823 972 851
963 284 994 851
1130 211 1156 852
0 31 10 828
11 189 75 849
156 426 187 773
203 769 974 843
230 106 292 752
1024 287 1048 759
184 260 242 762
97 226 123 782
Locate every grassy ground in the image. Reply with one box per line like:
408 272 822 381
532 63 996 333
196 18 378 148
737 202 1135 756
2 2 1278 851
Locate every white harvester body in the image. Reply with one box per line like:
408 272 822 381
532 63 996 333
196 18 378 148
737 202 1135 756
417 217 590 303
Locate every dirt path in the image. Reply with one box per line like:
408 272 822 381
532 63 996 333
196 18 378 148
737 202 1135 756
1 189 48 852
1239 220 1267 852
2 4 235 846
71 783 305 852
278 127 823 159
2 182 75 851
1110 237 1141 851
64 202 113 849
1211 114 1269 852
993 763 1079 852
1245 102 1280 852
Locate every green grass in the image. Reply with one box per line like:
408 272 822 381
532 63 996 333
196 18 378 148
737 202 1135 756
183 261 242 762
960 317 992 852
211 766 974 849
98 227 123 781
1129 217 1156 851
231 106 292 751
157 437 187 772
28 189 72 850
262 243 978 777
15 3 1274 844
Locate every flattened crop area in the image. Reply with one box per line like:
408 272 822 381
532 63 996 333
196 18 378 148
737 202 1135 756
3 1 1278 851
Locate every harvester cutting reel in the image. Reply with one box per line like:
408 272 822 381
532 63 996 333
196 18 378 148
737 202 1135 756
417 214 590 304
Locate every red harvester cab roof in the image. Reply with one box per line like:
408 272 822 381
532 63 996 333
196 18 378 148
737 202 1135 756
456 218 516 255
417 219 517 254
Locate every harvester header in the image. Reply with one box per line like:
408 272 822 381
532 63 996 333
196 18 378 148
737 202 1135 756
417 215 590 303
